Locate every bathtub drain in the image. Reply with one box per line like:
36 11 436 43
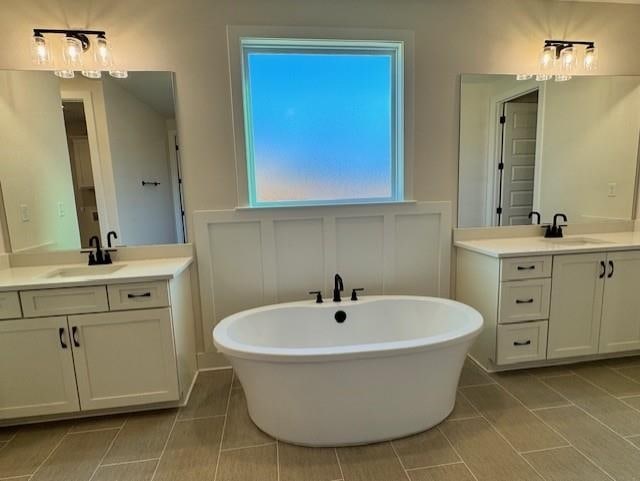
334 310 347 323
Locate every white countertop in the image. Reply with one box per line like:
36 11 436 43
454 231 640 258
0 257 193 291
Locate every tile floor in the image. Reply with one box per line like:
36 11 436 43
3 356 640 481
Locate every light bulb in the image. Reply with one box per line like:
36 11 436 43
535 73 552 82
554 75 572 82
539 45 556 71
31 34 50 65
94 35 112 68
584 45 598 71
516 74 533 81
54 70 75 79
82 70 102 79
109 70 128 79
63 35 83 69
560 46 577 72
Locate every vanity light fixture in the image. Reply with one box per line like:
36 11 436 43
31 28 127 79
517 39 598 82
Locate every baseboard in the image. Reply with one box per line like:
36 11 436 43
197 350 230 370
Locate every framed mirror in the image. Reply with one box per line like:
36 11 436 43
458 74 640 228
0 70 184 253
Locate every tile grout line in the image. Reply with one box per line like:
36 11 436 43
99 457 160 468
86 420 127 481
529 403 574 411
67 425 126 435
275 440 280 481
175 413 227 423
388 440 412 481
572 368 640 398
485 374 617 481
220 441 277 453
148 409 180 481
211 375 234 481
333 448 345 481
404 460 464 472
435 423 480 481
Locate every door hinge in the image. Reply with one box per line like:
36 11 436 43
496 207 503 215
499 115 506 124
498 162 504 170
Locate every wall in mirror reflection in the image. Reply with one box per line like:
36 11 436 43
458 74 640 228
0 70 185 253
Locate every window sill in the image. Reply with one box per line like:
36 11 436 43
235 200 417 211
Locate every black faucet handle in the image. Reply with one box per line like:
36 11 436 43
351 288 364 301
528 211 541 225
308 291 323 303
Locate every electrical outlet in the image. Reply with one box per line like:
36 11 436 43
608 182 617 197
20 204 30 222
57 202 65 217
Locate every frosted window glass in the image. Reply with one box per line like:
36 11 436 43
243 49 399 206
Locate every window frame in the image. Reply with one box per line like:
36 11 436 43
238 37 405 208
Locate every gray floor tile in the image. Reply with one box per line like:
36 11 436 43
523 446 611 481
448 391 479 420
217 444 278 481
337 442 407 481
408 463 475 481
458 359 494 387
278 442 341 481
572 364 640 396
222 388 273 449
178 369 232 420
92 460 157 481
69 414 127 433
393 428 459 469
490 371 568 409
537 405 640 481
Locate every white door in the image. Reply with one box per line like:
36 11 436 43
500 102 538 226
69 308 179 411
0 317 79 419
548 253 605 359
599 251 640 353
71 136 94 188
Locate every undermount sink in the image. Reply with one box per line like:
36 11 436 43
45 265 125 278
543 237 611 246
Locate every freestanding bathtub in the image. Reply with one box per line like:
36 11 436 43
213 295 483 446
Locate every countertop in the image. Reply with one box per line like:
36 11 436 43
454 231 640 258
0 257 193 291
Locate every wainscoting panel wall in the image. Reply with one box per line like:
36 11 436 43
194 202 451 351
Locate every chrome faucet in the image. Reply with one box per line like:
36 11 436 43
333 274 344 302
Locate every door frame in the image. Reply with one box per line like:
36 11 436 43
60 90 120 246
485 82 546 226
167 130 186 243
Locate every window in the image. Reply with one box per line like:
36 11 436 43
241 38 404 207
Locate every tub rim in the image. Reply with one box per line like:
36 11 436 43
212 295 483 363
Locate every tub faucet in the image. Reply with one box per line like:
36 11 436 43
333 274 344 302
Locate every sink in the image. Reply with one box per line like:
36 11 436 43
543 237 611 246
45 265 125 278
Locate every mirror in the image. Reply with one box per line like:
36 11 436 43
0 70 185 253
458 74 640 228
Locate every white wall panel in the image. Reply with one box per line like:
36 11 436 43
195 202 451 351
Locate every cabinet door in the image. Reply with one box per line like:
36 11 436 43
599 251 640 353
548 253 605 359
69 308 179 411
0 317 79 419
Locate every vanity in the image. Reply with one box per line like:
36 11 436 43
456 231 640 371
0 256 196 423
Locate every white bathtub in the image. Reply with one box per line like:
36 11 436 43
213 295 483 446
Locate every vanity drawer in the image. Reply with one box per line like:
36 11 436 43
20 286 109 318
108 281 169 311
0 292 22 320
497 320 549 365
499 279 551 324
501 256 552 281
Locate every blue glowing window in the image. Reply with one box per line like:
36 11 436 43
241 39 404 207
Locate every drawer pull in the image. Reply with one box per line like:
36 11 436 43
517 265 536 271
515 298 535 304
513 340 532 346
59 328 68 349
127 292 152 299
71 326 80 347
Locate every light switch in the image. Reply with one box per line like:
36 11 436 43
57 202 65 217
608 182 617 197
20 204 30 222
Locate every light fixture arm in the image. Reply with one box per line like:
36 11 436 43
32 29 107 52
544 40 596 58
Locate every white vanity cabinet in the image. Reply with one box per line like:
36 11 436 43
0 270 196 422
456 246 640 371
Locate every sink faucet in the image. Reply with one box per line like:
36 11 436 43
528 211 541 225
86 236 105 265
543 213 568 238
104 231 118 264
333 274 344 302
